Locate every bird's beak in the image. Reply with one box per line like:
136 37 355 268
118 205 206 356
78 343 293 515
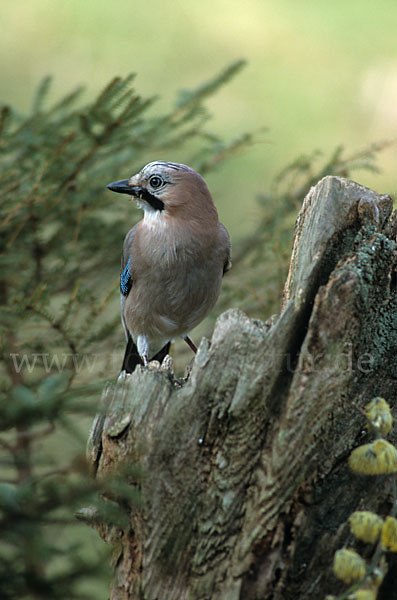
106 179 138 197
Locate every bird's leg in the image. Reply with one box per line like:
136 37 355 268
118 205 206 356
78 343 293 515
184 335 198 354
142 354 149 367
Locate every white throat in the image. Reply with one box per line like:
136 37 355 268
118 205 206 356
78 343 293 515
137 200 168 231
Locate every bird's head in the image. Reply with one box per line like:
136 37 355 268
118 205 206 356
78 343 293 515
107 161 218 222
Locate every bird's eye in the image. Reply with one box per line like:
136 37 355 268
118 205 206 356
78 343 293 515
149 175 164 189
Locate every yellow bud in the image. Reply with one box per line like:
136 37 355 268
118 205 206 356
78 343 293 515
333 548 366 584
381 516 397 552
348 440 397 475
364 397 393 436
349 511 384 544
348 590 377 600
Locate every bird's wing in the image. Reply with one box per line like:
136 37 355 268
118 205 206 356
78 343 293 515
120 224 138 340
219 222 232 274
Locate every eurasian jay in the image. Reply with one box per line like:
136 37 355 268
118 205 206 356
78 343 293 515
107 161 231 373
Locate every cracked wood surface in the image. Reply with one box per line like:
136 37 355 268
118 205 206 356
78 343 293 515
87 176 397 600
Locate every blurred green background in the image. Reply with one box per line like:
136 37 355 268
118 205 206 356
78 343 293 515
1 0 397 239
1 2 397 597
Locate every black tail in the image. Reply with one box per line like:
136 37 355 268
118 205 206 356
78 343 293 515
121 336 171 374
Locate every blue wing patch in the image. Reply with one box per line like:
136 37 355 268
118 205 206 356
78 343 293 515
120 257 132 297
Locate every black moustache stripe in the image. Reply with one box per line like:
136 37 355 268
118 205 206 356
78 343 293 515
138 188 165 212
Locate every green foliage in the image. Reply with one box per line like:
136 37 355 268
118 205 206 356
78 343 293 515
0 64 254 599
330 399 396 600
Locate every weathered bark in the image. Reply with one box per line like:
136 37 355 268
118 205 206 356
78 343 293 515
86 176 397 600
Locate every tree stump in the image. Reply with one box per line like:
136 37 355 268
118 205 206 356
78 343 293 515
86 176 397 600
